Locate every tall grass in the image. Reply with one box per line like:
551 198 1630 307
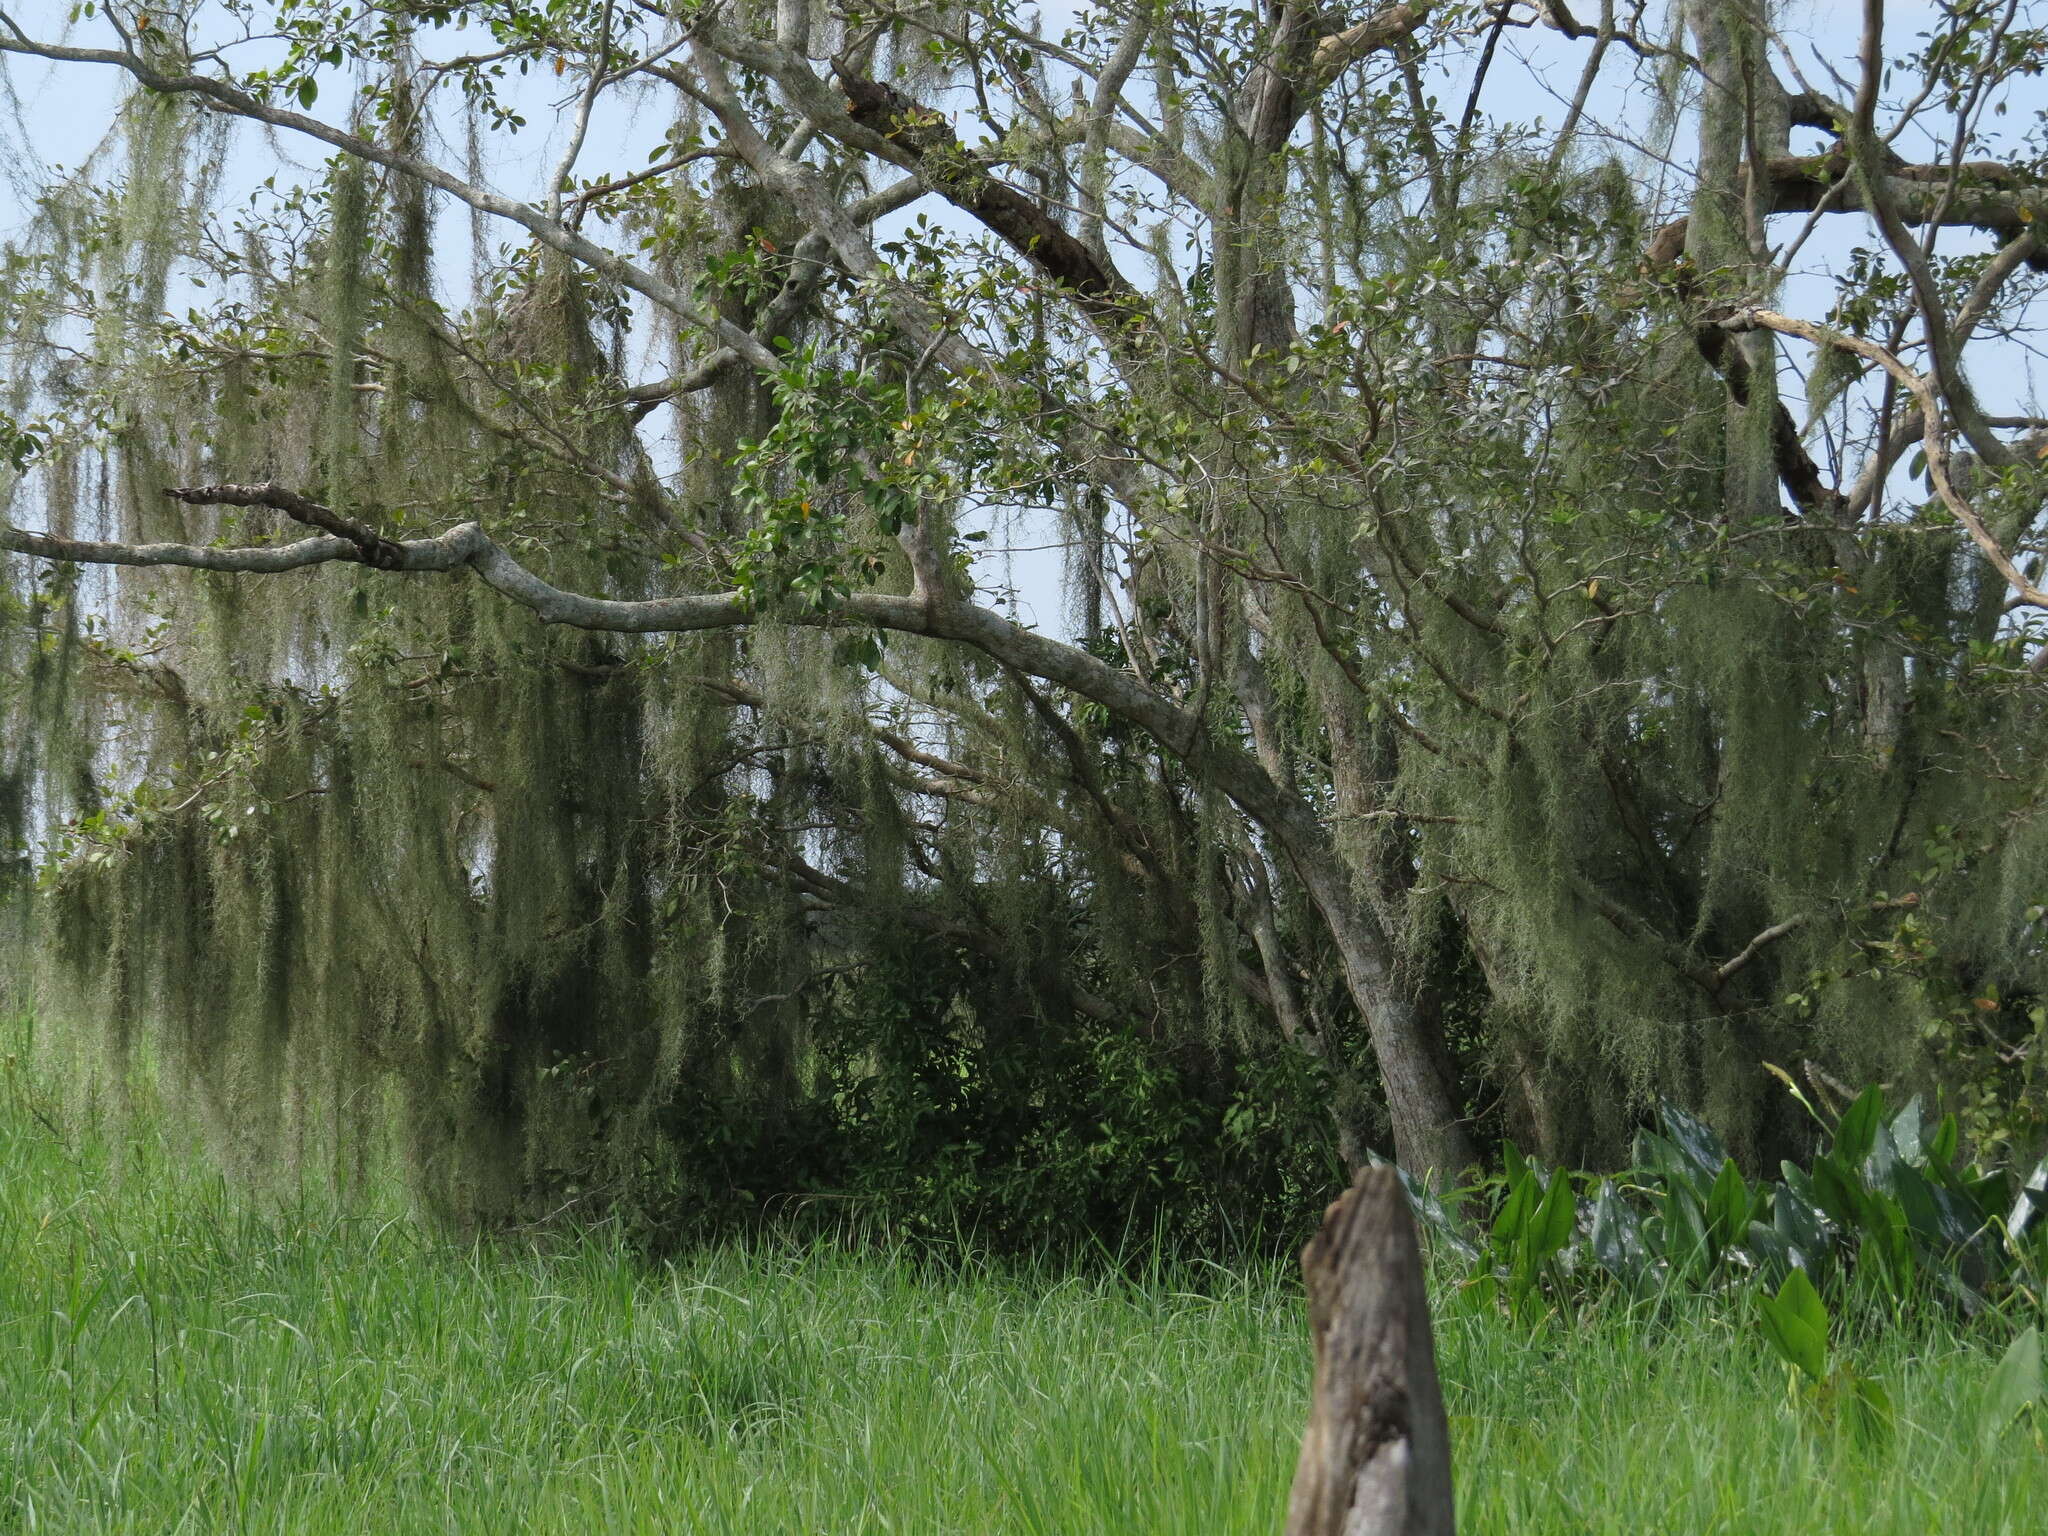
2 1051 2042 1533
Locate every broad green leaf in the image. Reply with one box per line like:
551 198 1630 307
1834 1086 1885 1168
1856 1201 1916 1301
1743 1219 1794 1280
1525 1169 1575 1266
1891 1161 1978 1253
1979 1327 2043 1448
1706 1158 1750 1252
1810 1153 1865 1230
1929 1113 1959 1167
1889 1096 1925 1162
1779 1264 1829 1342
1394 1166 1481 1264
1656 1102 1729 1185
1590 1181 1648 1288
1661 1184 1711 1274
1865 1125 1902 1193
1774 1177 1829 1256
1491 1168 1538 1253
1967 1168 2014 1221
1759 1270 1828 1381
1780 1161 1823 1208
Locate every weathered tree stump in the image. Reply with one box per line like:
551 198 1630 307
1285 1167 1455 1536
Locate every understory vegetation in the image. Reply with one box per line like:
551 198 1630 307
4 1042 2045 1535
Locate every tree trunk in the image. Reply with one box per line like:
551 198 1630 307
1287 1168 1455 1536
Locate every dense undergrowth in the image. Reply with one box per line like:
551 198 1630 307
4 1046 2047 1534
1417 1088 2048 1324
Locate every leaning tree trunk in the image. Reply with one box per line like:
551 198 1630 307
1287 1167 1455 1536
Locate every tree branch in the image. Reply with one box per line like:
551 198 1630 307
1711 893 1921 989
1646 155 2048 272
1715 308 2048 610
162 482 407 569
831 63 1138 324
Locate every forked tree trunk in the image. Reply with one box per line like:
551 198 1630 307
1286 1168 1455 1536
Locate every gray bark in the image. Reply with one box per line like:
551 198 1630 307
1287 1167 1455 1536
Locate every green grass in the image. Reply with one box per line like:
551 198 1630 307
2 1066 2044 1533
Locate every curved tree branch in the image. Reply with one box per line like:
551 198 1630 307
1717 307 2048 611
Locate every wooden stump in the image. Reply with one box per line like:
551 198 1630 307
1285 1167 1455 1536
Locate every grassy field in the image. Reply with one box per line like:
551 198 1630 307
3 1065 2044 1533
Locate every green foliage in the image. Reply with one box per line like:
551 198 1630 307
1425 1083 2048 1321
639 947 1343 1256
1979 1325 2046 1448
729 350 914 609
1757 1268 1895 1446
1759 1267 1831 1383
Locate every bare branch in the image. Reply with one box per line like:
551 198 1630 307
1712 893 1921 989
831 63 1139 323
1719 307 2048 610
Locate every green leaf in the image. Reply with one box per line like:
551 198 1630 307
1774 1175 1830 1257
1491 1168 1538 1254
1980 1327 2043 1448
296 75 319 109
1890 1160 1979 1253
831 632 885 671
1590 1181 1648 1289
1929 1113 1960 1168
1706 1158 1750 1252
1810 1153 1865 1230
1759 1268 1830 1381
1659 1184 1711 1273
1856 1204 1916 1302
1394 1167 1482 1265
1657 1102 1729 1185
1743 1219 1795 1281
1783 1264 1829 1339
1889 1097 1925 1162
1834 1085 1885 1168
1525 1169 1575 1266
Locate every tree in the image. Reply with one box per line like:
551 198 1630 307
2 0 2046 1221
